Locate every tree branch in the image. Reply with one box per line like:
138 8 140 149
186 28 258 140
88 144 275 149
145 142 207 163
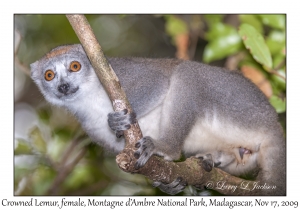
66 14 262 196
66 15 142 147
46 137 87 195
15 29 30 76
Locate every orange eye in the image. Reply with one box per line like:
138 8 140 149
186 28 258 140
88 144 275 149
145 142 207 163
44 70 55 81
70 61 81 72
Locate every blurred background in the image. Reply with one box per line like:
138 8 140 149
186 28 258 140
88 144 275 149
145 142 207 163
14 14 286 196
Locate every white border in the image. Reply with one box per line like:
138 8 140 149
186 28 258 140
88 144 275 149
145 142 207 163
2 0 299 209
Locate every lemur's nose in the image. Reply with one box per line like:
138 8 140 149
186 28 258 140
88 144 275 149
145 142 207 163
58 83 70 94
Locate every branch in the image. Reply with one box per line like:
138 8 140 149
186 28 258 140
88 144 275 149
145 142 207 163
66 14 262 196
46 137 87 195
66 15 142 147
269 59 286 80
15 29 30 76
47 144 87 195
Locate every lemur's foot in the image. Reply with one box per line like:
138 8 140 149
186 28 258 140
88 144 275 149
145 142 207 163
153 177 187 195
134 136 155 169
196 154 221 172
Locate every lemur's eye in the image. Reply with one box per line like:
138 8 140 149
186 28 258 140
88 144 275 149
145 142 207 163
44 70 55 81
70 61 81 72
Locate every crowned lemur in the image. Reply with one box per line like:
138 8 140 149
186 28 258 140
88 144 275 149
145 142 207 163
30 44 286 195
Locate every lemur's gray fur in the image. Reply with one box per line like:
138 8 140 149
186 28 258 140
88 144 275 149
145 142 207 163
30 44 286 195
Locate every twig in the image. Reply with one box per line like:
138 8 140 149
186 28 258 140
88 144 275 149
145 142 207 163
225 52 246 70
59 132 86 168
67 180 109 196
46 144 87 195
274 59 286 71
269 69 285 80
269 59 286 80
15 56 30 76
14 30 30 76
188 32 199 60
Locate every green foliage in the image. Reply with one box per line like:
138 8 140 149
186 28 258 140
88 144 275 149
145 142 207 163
203 22 242 63
37 108 51 124
29 126 47 154
14 105 151 196
15 139 32 155
239 15 263 33
259 14 285 30
266 30 286 55
32 166 56 195
269 95 286 113
203 14 224 25
64 164 95 190
201 14 286 113
239 23 273 71
164 15 188 43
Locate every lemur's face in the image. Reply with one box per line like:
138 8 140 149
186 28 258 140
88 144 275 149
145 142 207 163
30 45 97 106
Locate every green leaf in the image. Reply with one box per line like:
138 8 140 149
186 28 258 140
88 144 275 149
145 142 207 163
64 165 94 189
53 128 73 142
203 23 242 63
269 96 286 113
165 15 188 40
15 139 32 155
271 73 286 94
259 15 285 30
239 24 273 70
205 22 237 41
14 167 32 183
47 136 68 162
32 166 56 195
273 53 286 69
266 30 286 55
37 108 51 124
29 126 47 154
203 14 224 26
239 15 263 33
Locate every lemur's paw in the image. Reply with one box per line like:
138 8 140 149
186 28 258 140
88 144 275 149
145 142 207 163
153 177 187 195
115 130 124 138
134 136 155 169
108 109 136 137
198 154 214 172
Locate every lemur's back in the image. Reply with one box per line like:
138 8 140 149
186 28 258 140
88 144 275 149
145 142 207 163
109 57 278 129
